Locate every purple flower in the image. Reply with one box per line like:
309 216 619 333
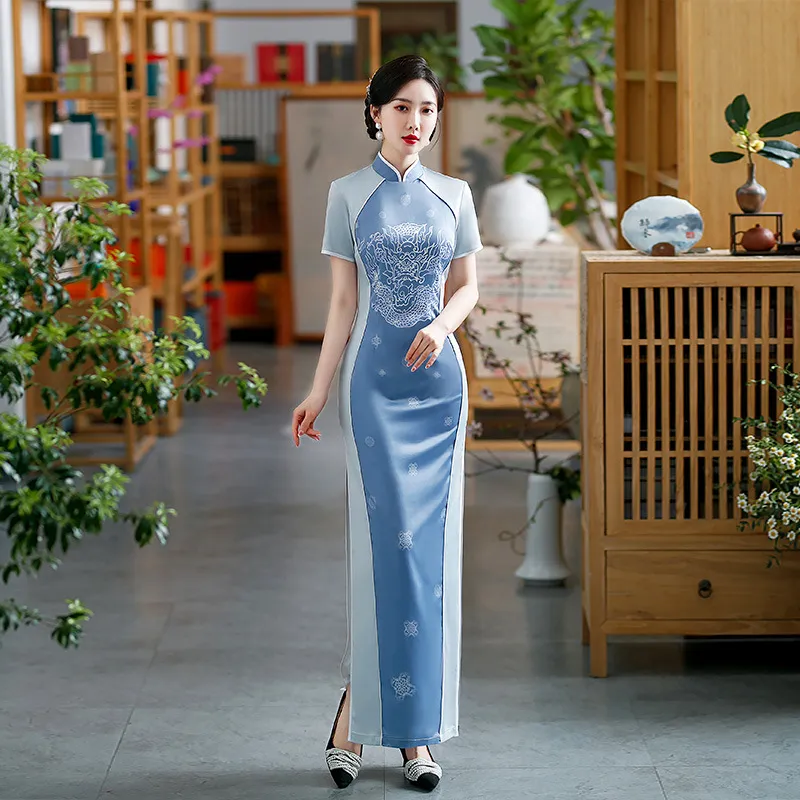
480 387 495 401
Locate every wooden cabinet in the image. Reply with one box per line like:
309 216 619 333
581 250 800 677
616 0 800 249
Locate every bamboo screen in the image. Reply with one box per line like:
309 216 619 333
604 275 800 533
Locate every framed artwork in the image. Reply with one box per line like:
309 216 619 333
283 94 443 338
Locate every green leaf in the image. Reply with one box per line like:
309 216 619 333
710 151 745 163
471 57 500 73
498 115 534 132
761 140 800 159
473 25 508 58
491 0 526 25
757 111 800 137
504 138 534 174
757 150 793 168
483 74 519 95
725 94 750 131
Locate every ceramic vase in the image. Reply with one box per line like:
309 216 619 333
736 162 767 214
515 473 571 586
479 174 550 247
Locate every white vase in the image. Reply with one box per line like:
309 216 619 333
515 473 571 586
559 369 581 442
479 174 550 247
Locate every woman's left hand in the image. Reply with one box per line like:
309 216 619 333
405 319 449 372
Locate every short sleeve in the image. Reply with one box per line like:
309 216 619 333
453 181 483 259
321 181 355 262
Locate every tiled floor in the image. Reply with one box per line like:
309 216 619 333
2 344 799 800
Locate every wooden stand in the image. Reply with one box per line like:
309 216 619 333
581 249 800 677
12 0 158 471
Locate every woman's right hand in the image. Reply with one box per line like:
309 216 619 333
291 391 327 446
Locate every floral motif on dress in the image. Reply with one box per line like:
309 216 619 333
398 530 414 550
391 672 416 700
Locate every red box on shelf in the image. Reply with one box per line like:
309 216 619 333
256 43 305 83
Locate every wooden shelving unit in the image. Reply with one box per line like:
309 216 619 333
12 0 158 472
616 0 800 249
74 7 224 436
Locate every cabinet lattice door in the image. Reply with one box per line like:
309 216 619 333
604 274 800 534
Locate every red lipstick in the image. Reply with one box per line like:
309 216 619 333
402 134 419 144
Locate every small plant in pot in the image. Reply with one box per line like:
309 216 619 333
0 145 267 647
463 251 580 586
709 93 800 213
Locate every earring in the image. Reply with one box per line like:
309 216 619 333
375 122 383 141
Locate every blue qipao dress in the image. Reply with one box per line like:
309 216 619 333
321 152 482 748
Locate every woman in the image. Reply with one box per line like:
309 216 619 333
291 54 481 791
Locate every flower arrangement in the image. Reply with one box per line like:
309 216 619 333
735 364 800 567
710 94 800 168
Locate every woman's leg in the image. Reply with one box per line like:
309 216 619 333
331 684 362 755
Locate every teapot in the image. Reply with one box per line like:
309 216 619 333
735 223 777 252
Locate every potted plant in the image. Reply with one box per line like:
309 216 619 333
735 364 800 568
709 93 800 213
463 250 580 586
471 0 616 250
0 145 267 647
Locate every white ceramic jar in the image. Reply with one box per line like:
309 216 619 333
478 174 551 247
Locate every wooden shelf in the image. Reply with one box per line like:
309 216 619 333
216 81 304 91
215 81 367 96
220 162 281 178
23 90 142 101
222 233 283 252
616 0 800 249
227 313 270 329
655 170 679 190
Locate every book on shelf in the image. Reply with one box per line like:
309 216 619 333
256 44 305 84
317 44 356 82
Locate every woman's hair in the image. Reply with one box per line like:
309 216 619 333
364 55 445 143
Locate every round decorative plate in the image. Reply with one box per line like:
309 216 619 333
620 195 704 255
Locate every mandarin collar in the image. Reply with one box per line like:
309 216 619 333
372 152 424 183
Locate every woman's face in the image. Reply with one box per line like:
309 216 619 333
373 79 439 157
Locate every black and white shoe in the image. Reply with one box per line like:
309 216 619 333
401 747 442 791
325 688 363 788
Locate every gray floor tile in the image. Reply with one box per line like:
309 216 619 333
137 645 346 709
98 768 385 800
658 766 800 800
100 705 385 798
441 714 651 768
0 643 155 711
0 707 130 800
384 767 666 799
636 702 800 766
